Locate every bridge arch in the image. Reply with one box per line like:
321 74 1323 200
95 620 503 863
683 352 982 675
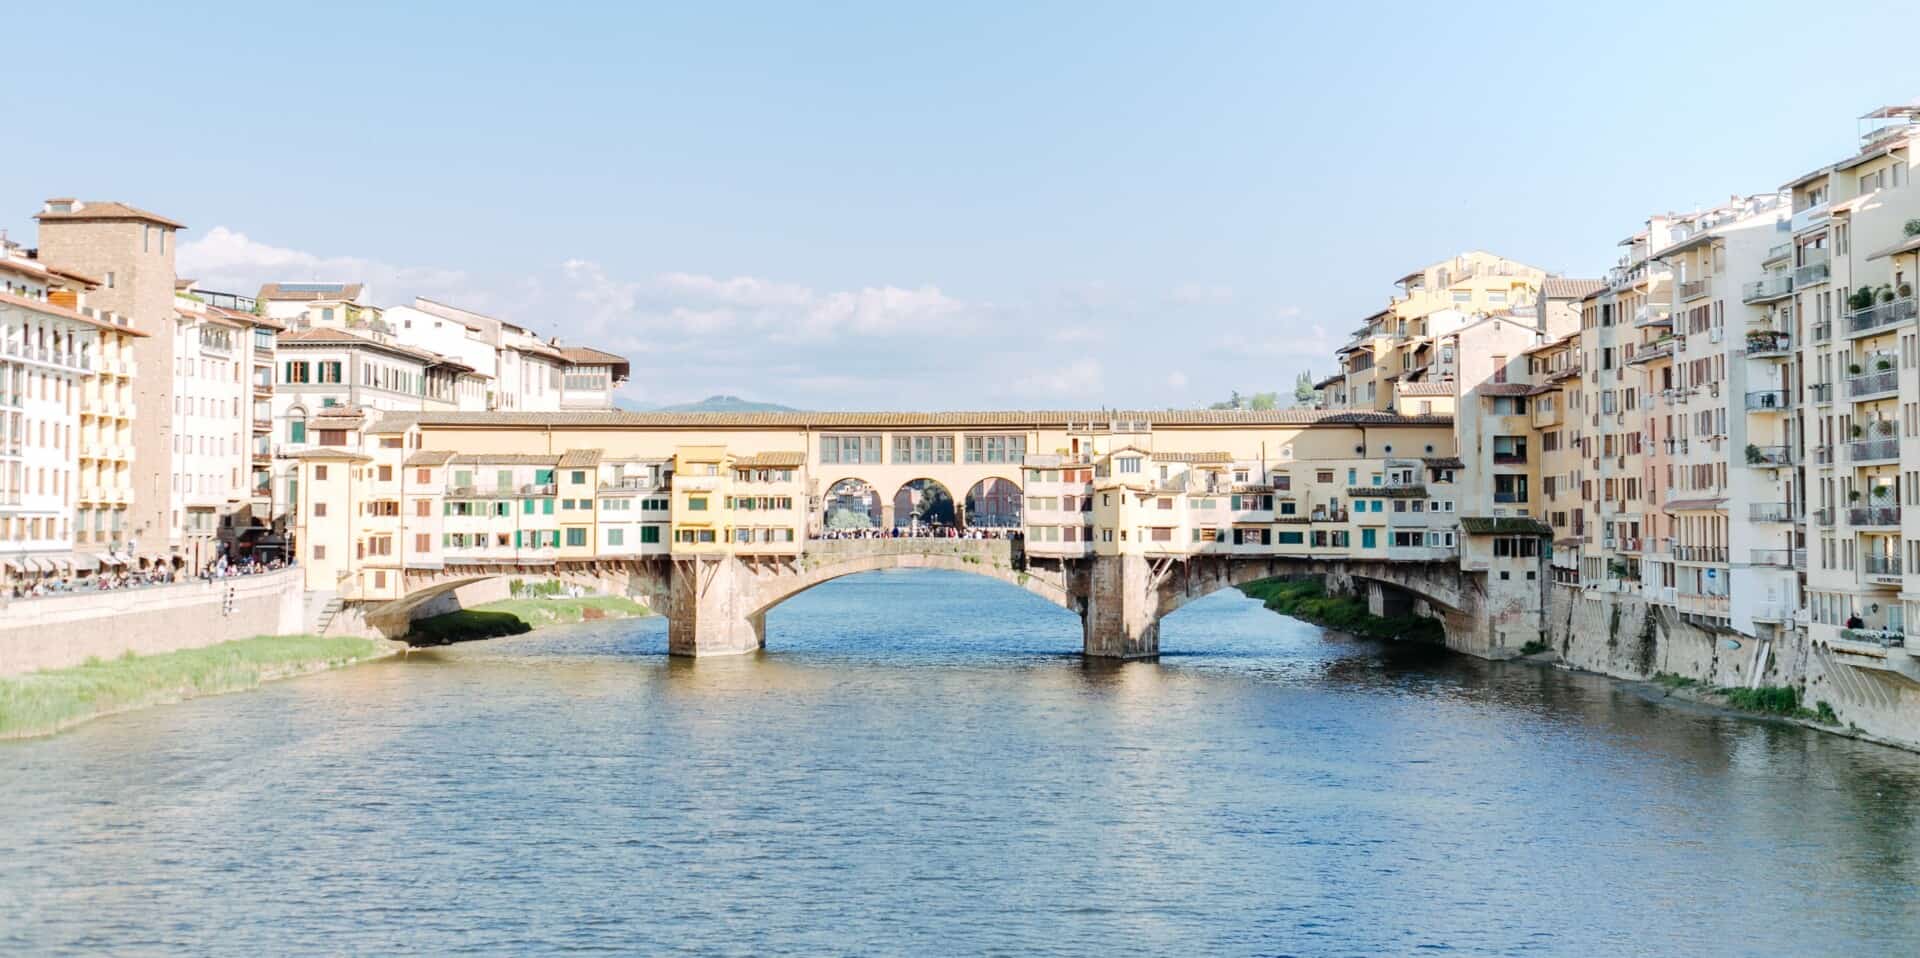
742 542 1075 622
891 478 956 530
962 477 1023 529
361 561 673 637
1145 555 1472 625
821 477 884 531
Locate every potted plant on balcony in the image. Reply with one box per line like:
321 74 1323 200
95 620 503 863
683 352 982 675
1848 286 1877 311
1745 443 1765 464
1878 358 1895 371
1901 282 1914 299
1907 218 1920 238
1849 362 1863 375
1852 423 1865 438
1849 489 1863 502
1880 284 1897 304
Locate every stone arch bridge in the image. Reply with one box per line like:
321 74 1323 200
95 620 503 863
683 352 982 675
358 539 1497 659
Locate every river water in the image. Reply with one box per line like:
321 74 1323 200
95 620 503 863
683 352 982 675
4 570 1920 956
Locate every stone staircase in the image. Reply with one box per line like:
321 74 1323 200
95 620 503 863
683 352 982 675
304 591 342 636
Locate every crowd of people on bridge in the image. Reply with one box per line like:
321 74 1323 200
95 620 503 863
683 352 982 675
5 555 293 601
816 525 1023 541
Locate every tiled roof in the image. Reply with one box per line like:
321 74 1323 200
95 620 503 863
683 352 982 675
373 409 1456 431
732 451 806 467
0 290 150 336
405 450 457 467
35 200 185 230
557 346 629 367
1474 383 1536 397
257 282 364 302
557 449 604 467
1152 451 1233 464
307 412 367 428
284 448 371 462
1422 456 1465 469
1459 516 1552 536
1313 373 1345 389
1397 382 1454 397
1349 484 1429 498
1542 278 1606 300
278 327 444 364
447 453 561 465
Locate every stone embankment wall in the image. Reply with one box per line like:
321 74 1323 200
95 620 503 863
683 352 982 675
1547 586 1920 750
0 569 305 676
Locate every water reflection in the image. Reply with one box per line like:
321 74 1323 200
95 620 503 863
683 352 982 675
2 569 1919 955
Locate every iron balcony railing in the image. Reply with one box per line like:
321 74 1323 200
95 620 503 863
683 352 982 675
1809 382 1833 404
1813 443 1834 465
1679 279 1710 301
1748 502 1798 522
1846 296 1917 337
1793 260 1830 287
1864 555 1903 578
1746 444 1792 466
1850 438 1900 463
1848 368 1900 398
1849 505 1902 527
1673 545 1729 563
1744 332 1791 356
1745 390 1789 411
1811 320 1832 343
1750 549 1793 567
1814 507 1835 526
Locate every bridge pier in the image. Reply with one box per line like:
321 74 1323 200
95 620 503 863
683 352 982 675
667 557 767 657
1082 554 1161 659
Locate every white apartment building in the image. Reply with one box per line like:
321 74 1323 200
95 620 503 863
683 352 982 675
169 292 277 567
408 298 627 410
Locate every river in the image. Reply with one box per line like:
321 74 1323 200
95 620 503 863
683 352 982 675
4 570 1919 955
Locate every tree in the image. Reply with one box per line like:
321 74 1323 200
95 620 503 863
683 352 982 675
1248 391 1279 411
1293 371 1315 406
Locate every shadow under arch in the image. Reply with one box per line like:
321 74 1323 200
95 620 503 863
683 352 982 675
891 478 956 530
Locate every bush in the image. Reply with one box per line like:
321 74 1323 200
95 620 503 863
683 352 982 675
1905 218 1920 238
1518 640 1550 656
1653 672 1700 690
1719 684 1809 717
1239 577 1444 642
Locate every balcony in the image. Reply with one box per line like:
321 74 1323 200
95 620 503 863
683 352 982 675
1748 502 1798 522
1741 275 1793 303
1744 331 1791 357
1809 382 1833 404
1811 443 1835 465
1847 367 1900 399
1791 205 1830 234
1846 296 1917 338
1849 504 1901 527
1744 390 1789 412
1749 549 1793 568
1628 339 1674 365
1849 437 1900 463
1673 545 1729 563
1765 242 1794 264
1811 321 1832 343
1814 507 1835 526
1677 592 1731 616
1793 259 1830 288
1864 554 1904 581
1678 279 1710 302
1744 444 1792 467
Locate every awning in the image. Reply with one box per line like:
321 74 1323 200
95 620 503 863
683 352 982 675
70 554 101 573
0 558 20 574
101 552 130 567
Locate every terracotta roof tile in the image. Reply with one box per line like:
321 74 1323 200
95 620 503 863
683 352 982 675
1459 516 1551 535
1396 382 1455 397
1542 278 1606 300
0 289 151 336
447 453 562 466
557 449 604 468
732 451 806 467
257 282 363 302
35 200 185 230
405 450 457 467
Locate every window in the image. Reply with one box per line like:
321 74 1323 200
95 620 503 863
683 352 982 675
1494 474 1529 503
1361 528 1377 549
571 470 587 484
820 434 882 464
415 533 430 552
313 502 327 517
964 434 1027 463
1117 457 1141 474
313 545 326 559
566 528 587 547
688 497 708 511
1492 436 1528 464
416 499 431 517
640 525 661 544
284 361 311 384
288 421 306 443
607 528 625 546
893 434 955 464
314 465 328 481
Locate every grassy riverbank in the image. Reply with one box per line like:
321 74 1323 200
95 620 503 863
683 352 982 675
1651 672 1839 725
1238 577 1445 642
0 635 390 740
407 595 651 644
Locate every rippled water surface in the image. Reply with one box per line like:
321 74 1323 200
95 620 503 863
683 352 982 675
6 570 1920 955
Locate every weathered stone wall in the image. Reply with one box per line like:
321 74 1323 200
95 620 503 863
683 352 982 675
0 569 305 676
1546 585 1920 751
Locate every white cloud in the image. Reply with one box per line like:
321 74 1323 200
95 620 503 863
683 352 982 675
1011 358 1103 398
177 226 472 305
561 259 965 342
1171 282 1234 306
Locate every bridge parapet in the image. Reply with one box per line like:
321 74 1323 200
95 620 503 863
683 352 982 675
801 537 1015 564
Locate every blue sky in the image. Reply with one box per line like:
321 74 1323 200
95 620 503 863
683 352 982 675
4 1 1917 409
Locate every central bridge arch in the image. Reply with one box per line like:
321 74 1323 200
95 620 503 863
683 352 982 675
744 539 1073 621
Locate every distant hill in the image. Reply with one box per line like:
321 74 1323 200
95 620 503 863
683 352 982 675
614 394 799 413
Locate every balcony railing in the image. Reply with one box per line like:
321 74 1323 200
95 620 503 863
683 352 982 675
1744 332 1791 356
1840 628 1907 648
1811 321 1832 343
1741 275 1793 303
1744 390 1789 412
1864 555 1904 578
1745 444 1792 466
1846 296 1917 337
1673 545 1729 563
1678 279 1710 301
1849 504 1901 527
1814 507 1835 526
1750 549 1793 567
1748 502 1798 522
1491 452 1528 465
1677 592 1730 615
1849 438 1900 463
1809 382 1833 404
1812 443 1834 465
1793 260 1830 287
1848 368 1900 398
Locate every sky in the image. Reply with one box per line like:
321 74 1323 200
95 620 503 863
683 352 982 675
4 1 1918 410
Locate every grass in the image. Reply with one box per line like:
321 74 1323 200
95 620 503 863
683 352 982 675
0 635 386 740
407 595 651 644
1237 577 1444 642
1650 673 1838 725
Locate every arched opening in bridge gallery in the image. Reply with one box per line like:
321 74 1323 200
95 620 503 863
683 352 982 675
822 478 883 532
963 478 1021 529
892 479 955 532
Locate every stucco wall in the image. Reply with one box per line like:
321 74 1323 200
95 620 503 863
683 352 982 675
0 568 304 676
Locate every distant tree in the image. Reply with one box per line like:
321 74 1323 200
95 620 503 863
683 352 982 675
1293 371 1315 406
1247 391 1280 410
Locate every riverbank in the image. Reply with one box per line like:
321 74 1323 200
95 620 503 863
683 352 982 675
407 595 652 644
0 634 393 740
1238 577 1445 643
